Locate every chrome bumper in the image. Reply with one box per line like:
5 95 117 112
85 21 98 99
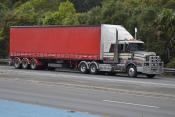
137 56 164 74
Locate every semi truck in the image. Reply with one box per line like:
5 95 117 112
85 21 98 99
9 24 164 78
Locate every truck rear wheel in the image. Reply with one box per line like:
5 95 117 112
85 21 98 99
14 58 21 69
89 63 98 74
79 62 88 74
146 74 156 78
127 65 137 77
22 58 29 69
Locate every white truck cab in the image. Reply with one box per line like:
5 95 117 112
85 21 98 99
100 24 164 78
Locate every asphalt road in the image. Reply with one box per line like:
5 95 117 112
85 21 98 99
0 65 175 117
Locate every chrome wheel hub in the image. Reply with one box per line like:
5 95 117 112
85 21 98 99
91 66 96 73
81 65 86 72
129 68 135 77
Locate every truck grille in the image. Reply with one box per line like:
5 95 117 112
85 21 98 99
143 56 164 74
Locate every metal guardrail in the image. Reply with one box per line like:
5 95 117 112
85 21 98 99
0 59 9 64
164 68 175 73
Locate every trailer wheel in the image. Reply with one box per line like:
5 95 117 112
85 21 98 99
146 74 156 78
79 62 88 74
14 58 21 69
90 63 98 74
127 65 137 77
30 59 37 70
9 58 14 66
22 58 29 69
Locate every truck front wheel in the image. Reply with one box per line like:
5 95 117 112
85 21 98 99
127 65 137 77
146 74 156 78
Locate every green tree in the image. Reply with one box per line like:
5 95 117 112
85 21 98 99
0 3 8 24
156 8 175 61
156 8 175 39
70 0 102 12
14 0 38 25
78 6 102 25
101 0 126 24
14 0 62 25
42 1 79 25
0 3 9 57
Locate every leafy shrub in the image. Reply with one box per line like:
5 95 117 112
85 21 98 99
166 58 175 68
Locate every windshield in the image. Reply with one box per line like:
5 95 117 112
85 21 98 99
126 43 145 52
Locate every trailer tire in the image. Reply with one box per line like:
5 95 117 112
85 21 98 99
30 59 38 70
89 63 98 74
127 65 137 77
146 74 156 78
22 58 29 69
79 62 88 74
14 58 21 69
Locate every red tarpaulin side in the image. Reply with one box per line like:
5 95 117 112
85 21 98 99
10 26 101 60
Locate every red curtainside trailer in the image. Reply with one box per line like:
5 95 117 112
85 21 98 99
10 26 104 73
10 26 101 60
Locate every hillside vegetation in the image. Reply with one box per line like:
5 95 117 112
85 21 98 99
0 0 174 66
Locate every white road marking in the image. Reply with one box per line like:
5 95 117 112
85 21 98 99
103 100 160 109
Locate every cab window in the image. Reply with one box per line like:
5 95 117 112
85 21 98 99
118 44 125 53
109 44 125 53
126 43 145 52
109 44 115 53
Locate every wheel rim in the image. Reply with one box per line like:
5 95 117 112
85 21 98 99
128 67 135 77
31 61 36 70
31 63 36 69
90 65 96 73
14 59 20 68
14 62 19 68
80 64 86 73
22 61 28 69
